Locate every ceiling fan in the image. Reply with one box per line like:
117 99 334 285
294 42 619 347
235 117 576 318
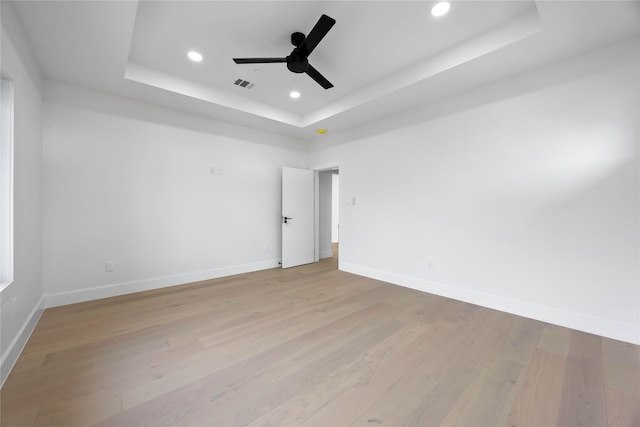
233 14 336 90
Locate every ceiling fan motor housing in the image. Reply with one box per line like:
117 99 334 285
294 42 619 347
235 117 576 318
286 53 309 73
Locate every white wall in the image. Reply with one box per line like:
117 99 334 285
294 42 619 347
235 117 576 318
0 2 45 385
310 37 640 344
318 170 333 259
43 83 308 306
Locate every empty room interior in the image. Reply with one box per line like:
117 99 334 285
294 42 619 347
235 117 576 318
1 1 639 426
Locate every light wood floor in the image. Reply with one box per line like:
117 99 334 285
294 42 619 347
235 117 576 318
2 248 639 426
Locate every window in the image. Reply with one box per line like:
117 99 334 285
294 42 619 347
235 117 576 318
1 78 14 290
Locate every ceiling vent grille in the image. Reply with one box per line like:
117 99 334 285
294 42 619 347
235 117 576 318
234 79 255 89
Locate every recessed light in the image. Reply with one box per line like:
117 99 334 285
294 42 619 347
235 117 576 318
188 51 203 62
290 91 301 99
431 1 450 17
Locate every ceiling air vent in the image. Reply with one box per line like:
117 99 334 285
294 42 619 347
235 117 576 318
234 79 255 89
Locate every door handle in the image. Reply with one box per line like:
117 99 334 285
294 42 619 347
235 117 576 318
283 216 293 224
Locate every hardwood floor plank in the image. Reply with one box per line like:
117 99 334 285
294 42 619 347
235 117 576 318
437 359 525 427
556 331 608 427
0 406 39 427
602 338 640 426
506 348 567 427
537 323 572 356
33 403 60 426
54 394 123 427
500 316 544 366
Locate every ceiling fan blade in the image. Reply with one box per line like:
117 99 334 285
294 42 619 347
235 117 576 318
306 64 333 89
233 57 287 64
298 14 336 57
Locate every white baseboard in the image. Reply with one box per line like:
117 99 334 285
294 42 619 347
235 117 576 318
341 262 640 345
1 296 44 388
44 259 281 308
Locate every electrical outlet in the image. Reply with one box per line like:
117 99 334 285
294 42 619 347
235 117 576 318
105 261 114 272
263 245 269 252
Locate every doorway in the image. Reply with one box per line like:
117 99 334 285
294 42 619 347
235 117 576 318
315 165 340 269
281 165 340 269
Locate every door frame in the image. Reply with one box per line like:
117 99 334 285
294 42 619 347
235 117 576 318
312 162 342 268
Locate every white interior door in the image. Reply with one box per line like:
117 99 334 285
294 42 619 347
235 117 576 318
282 167 314 268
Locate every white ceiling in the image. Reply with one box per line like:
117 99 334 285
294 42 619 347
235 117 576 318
9 1 640 143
